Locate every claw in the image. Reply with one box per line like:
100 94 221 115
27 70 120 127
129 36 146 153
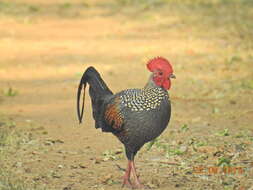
122 178 132 189
121 160 149 189
132 183 149 189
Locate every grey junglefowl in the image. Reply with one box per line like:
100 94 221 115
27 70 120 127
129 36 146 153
77 57 175 189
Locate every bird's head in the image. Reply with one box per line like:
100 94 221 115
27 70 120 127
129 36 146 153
147 57 175 90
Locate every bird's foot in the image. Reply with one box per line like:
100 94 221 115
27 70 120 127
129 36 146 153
122 178 132 189
132 182 149 189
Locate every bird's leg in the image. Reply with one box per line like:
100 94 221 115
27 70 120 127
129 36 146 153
122 160 132 188
130 160 146 189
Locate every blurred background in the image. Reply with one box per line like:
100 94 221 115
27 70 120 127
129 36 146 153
0 0 252 189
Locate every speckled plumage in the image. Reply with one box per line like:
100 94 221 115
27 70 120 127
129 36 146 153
102 78 171 160
120 87 169 112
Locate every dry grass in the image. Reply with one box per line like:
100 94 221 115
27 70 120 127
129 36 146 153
0 117 42 190
0 0 252 189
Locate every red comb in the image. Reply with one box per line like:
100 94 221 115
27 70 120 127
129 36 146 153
147 57 173 74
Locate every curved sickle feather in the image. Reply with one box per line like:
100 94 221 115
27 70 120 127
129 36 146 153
76 66 113 124
77 77 86 124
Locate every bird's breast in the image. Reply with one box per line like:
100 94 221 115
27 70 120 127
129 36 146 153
119 88 169 112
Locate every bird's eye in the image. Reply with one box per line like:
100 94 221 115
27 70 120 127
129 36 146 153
158 71 163 75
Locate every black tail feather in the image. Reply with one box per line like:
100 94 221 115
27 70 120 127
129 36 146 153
77 79 86 123
77 66 113 124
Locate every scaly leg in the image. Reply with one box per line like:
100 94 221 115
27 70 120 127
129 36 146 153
130 161 146 189
122 160 132 188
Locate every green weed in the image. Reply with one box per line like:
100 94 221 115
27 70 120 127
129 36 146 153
59 3 72 9
102 149 123 161
146 138 159 151
194 141 207 147
181 124 189 132
146 138 169 151
166 148 184 157
3 87 18 97
217 157 231 167
225 56 242 65
28 5 39 13
234 130 248 138
212 107 220 114
241 80 253 90
146 138 186 158
216 128 230 136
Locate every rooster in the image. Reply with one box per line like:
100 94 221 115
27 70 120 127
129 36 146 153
77 57 175 189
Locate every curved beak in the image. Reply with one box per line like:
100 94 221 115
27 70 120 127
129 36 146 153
170 74 176 79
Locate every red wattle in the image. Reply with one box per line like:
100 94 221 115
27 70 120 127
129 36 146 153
162 80 171 90
153 77 171 90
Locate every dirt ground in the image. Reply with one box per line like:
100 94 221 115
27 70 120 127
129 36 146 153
0 0 252 190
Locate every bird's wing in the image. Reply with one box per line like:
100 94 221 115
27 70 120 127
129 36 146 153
104 96 124 132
